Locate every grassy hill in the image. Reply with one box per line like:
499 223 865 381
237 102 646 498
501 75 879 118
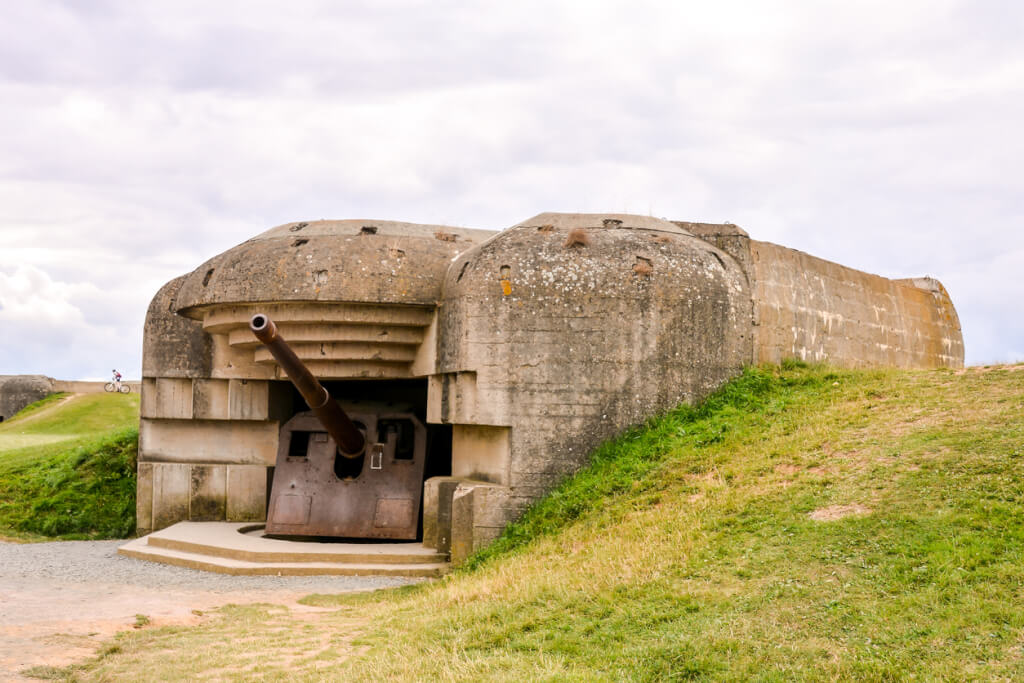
40 363 1024 680
0 391 139 540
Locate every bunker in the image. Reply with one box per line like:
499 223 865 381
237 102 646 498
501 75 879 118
137 213 963 563
0 375 55 423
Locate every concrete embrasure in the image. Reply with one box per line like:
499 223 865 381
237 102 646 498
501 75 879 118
119 522 450 577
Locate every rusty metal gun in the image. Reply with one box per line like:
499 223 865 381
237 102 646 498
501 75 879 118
249 313 365 457
250 312 428 539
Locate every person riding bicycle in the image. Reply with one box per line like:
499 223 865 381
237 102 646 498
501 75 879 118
112 369 122 389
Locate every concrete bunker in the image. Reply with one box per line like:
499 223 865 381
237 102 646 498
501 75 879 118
139 220 491 541
0 375 56 424
138 213 964 562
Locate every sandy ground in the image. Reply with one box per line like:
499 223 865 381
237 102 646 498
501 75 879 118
0 539 414 681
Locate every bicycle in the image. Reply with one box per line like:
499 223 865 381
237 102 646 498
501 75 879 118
104 382 131 394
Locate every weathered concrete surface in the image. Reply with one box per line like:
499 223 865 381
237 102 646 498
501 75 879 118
437 213 752 509
137 211 965 561
173 219 494 315
449 481 514 564
674 221 754 278
423 476 474 553
143 276 213 380
0 375 54 422
750 241 964 368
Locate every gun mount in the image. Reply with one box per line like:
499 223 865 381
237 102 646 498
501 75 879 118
250 313 428 539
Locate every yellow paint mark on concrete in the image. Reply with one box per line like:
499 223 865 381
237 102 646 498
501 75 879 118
501 280 512 296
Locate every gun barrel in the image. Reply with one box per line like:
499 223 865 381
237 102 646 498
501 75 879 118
250 313 365 458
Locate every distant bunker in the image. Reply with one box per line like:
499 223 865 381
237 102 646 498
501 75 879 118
0 377 140 423
140 213 963 561
0 375 55 423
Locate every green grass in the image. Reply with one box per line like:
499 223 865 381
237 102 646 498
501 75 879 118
0 392 139 540
41 363 1024 680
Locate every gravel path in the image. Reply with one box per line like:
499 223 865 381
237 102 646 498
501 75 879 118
0 539 418 680
0 539 413 593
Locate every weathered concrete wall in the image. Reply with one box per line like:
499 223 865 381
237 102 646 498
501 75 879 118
750 241 963 368
427 213 752 540
138 275 221 534
143 276 213 380
0 375 55 422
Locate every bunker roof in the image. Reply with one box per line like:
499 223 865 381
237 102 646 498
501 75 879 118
174 219 496 317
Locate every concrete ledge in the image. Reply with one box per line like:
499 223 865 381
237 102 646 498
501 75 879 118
119 522 449 577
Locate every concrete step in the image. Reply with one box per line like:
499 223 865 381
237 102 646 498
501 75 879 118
118 522 450 577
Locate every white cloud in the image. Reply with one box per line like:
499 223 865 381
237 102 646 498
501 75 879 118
0 266 85 324
0 265 139 378
0 0 1021 375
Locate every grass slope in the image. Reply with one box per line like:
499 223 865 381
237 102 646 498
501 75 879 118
52 363 1024 681
0 392 139 540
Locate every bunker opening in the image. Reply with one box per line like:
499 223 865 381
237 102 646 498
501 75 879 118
255 310 451 542
279 379 451 482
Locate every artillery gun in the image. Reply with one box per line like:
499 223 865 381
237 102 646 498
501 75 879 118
250 313 427 539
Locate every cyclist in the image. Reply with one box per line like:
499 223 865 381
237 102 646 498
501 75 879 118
112 369 122 390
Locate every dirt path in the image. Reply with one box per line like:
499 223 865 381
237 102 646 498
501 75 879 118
0 539 415 681
0 579 327 679
0 393 79 430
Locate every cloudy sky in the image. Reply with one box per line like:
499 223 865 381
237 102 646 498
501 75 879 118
0 0 1020 379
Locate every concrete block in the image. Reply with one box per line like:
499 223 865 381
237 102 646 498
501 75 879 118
473 525 504 549
410 311 439 377
140 378 158 419
464 484 518 528
422 477 441 549
227 465 268 521
152 463 191 531
136 462 153 534
189 464 227 521
451 424 510 485
211 334 276 380
229 379 270 420
423 476 468 552
450 485 476 565
449 481 516 565
192 379 229 420
139 418 279 465
154 378 194 419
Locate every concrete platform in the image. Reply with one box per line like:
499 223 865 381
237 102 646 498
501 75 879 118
119 522 450 577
